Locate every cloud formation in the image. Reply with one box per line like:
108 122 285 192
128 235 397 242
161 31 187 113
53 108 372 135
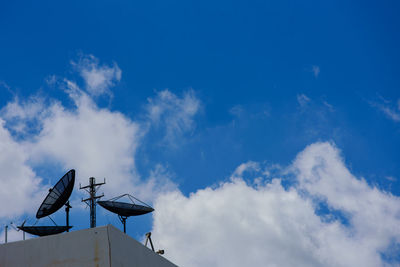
312 65 320 78
28 82 142 195
378 105 400 122
369 96 400 122
0 55 200 224
146 89 200 145
297 93 311 107
71 54 122 97
0 95 46 135
152 142 400 267
0 120 44 219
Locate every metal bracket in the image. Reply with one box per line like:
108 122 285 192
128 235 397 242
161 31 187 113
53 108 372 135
144 232 164 255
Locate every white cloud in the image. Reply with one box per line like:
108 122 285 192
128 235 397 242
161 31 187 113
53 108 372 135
386 176 397 182
370 97 400 122
22 80 182 201
0 96 46 134
297 93 311 107
135 164 178 202
312 65 320 78
45 75 57 86
322 101 334 112
0 119 44 219
262 163 282 178
380 106 400 122
229 105 244 118
146 89 200 145
232 161 260 178
71 54 122 97
0 84 145 219
0 54 203 248
292 143 400 252
27 83 142 196
0 56 189 223
152 142 400 267
0 84 196 215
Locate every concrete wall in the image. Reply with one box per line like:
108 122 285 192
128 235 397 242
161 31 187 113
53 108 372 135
0 225 177 267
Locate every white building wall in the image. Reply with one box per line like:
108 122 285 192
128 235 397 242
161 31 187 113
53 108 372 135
0 225 177 267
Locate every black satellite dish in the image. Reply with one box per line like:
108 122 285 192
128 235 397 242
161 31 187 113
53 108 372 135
36 169 75 219
18 169 75 237
18 222 72 237
98 194 154 233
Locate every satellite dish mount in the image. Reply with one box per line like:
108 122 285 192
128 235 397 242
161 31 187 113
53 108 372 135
118 215 128 233
65 201 72 231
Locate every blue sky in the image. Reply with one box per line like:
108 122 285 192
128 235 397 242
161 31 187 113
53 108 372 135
1 1 400 266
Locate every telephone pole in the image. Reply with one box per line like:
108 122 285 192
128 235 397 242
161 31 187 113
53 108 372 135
80 177 105 228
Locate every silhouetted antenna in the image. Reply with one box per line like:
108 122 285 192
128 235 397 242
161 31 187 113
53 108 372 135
145 232 164 255
80 177 105 228
4 225 7 243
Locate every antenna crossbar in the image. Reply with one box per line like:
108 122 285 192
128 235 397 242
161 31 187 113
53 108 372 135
80 177 105 228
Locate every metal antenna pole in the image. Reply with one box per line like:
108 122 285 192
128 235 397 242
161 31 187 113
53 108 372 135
118 215 127 233
65 201 71 232
10 222 25 241
145 232 155 251
80 177 105 228
4 225 7 243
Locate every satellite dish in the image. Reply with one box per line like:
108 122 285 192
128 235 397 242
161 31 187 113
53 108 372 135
98 200 154 217
17 226 72 237
19 169 75 237
98 194 154 233
36 169 75 219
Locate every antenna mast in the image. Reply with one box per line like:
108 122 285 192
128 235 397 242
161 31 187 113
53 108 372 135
80 177 105 228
